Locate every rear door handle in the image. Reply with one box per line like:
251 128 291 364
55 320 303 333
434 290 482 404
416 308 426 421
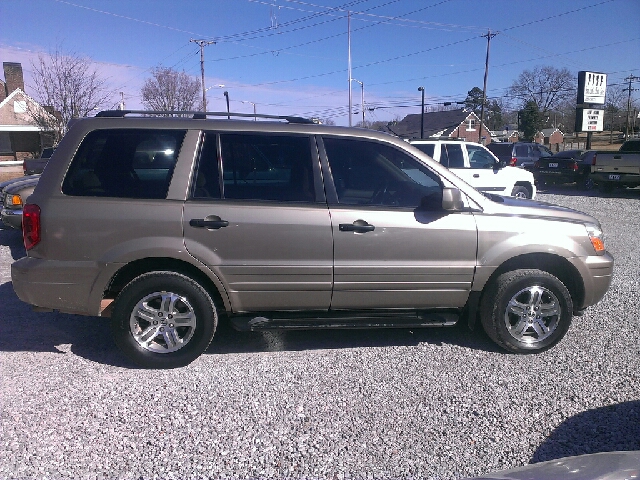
189 215 229 229
473 174 480 178
339 219 375 233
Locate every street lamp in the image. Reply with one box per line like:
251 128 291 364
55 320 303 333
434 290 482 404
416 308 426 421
204 84 225 113
241 100 257 121
223 91 230 119
351 79 364 126
418 86 425 139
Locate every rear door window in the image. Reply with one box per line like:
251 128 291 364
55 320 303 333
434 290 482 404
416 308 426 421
441 144 464 168
62 129 185 199
514 145 529 156
193 133 316 203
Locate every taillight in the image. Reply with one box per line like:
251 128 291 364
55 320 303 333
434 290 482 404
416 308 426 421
534 160 540 168
510 157 517 166
572 163 579 171
22 162 27 174
592 153 597 166
22 203 41 250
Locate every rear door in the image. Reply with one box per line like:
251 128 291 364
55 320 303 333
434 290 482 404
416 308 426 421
321 136 478 310
183 131 333 313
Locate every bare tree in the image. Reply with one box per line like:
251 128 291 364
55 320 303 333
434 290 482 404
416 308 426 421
141 67 200 114
508 66 575 114
603 85 629 141
30 49 113 143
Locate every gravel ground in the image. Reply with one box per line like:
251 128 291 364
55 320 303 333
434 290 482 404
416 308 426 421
1 186 639 479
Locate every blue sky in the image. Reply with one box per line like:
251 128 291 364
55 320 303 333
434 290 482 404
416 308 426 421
1 0 639 125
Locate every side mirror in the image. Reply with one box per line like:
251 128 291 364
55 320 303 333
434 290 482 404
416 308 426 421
442 187 464 211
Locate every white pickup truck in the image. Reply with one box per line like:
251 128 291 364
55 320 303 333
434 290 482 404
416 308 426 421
409 139 536 199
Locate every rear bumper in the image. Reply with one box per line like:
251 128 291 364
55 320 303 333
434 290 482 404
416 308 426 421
591 172 640 186
11 257 113 316
534 171 581 183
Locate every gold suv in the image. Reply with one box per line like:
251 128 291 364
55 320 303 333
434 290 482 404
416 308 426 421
12 111 614 368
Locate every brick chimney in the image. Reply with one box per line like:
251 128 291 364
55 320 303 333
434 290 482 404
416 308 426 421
0 79 6 103
3 62 25 95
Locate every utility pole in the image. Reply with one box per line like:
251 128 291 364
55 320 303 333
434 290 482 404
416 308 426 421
418 86 425 139
347 11 353 127
190 39 216 112
479 30 497 145
351 79 364 126
623 75 638 140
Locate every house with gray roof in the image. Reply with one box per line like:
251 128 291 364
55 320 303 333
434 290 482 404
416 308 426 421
0 62 56 162
385 108 492 144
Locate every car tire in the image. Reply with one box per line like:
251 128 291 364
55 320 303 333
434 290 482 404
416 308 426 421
510 185 531 199
577 175 594 191
600 182 615 194
480 269 573 353
110 271 217 369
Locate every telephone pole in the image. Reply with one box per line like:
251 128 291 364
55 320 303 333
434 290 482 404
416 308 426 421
190 39 216 112
624 74 638 140
479 30 497 145
347 11 353 127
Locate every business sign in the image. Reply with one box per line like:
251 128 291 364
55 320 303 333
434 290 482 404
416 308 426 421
577 71 607 105
575 108 604 132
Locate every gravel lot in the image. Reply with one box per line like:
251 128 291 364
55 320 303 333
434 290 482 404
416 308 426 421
1 186 639 479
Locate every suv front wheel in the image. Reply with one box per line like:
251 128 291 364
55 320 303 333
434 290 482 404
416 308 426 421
110 272 218 368
510 185 531 199
480 269 573 353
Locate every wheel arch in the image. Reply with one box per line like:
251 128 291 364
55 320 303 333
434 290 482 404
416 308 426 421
479 253 584 315
103 257 231 314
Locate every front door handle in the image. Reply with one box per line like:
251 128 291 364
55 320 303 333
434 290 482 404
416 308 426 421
339 219 375 233
189 215 229 229
473 174 480 178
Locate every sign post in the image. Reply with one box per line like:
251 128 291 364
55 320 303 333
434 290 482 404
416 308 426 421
575 71 608 149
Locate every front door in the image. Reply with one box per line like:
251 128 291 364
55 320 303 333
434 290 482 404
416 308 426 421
460 143 509 195
321 137 478 310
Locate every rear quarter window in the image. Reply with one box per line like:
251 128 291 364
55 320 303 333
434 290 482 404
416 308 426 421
413 144 435 158
62 129 186 199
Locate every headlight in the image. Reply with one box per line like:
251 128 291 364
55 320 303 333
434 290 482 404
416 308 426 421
585 223 605 254
6 194 23 207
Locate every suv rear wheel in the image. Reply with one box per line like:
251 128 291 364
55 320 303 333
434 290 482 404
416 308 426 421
480 269 573 353
110 272 217 368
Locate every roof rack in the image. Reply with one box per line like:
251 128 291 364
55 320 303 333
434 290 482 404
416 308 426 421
95 110 315 124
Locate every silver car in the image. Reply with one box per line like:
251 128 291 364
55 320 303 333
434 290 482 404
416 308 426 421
11 111 614 368
1 175 40 229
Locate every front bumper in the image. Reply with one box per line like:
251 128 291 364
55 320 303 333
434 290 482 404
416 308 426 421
571 251 615 310
1 207 23 229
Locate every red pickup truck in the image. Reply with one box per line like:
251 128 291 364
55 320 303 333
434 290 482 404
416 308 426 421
23 147 55 175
